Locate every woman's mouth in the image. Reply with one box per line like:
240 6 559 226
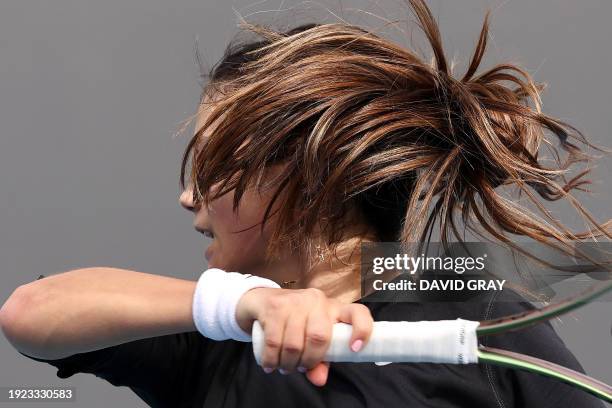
195 226 214 239
195 227 215 261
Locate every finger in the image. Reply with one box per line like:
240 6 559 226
305 362 330 387
338 303 373 352
278 312 307 373
299 303 332 369
260 317 285 372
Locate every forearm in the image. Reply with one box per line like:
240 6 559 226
0 267 197 359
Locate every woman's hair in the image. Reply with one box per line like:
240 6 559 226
179 0 610 265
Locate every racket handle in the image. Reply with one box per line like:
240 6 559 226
251 319 480 365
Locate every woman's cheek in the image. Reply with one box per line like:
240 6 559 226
213 230 269 272
207 184 280 271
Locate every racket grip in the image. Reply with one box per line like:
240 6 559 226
251 319 480 365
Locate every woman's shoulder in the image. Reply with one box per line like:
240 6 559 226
356 283 506 321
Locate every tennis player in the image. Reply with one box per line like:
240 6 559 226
1 1 608 406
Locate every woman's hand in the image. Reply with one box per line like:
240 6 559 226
235 287 373 386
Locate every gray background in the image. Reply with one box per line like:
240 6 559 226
0 0 610 407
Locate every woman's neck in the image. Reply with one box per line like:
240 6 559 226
255 224 379 304
300 235 374 303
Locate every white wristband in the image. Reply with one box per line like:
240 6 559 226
192 268 281 342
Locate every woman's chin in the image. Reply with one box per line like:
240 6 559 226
205 245 215 266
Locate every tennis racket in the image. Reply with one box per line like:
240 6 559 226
252 279 612 402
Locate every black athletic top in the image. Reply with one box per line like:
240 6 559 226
19 275 604 408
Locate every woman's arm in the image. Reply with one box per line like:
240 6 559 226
0 267 197 360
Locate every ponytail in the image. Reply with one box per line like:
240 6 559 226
179 0 610 265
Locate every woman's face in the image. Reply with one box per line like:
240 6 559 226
179 101 286 274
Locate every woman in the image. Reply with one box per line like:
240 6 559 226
1 0 608 406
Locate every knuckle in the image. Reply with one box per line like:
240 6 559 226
306 330 329 346
283 343 302 355
266 295 287 311
265 337 281 350
307 287 325 298
354 303 371 315
354 327 371 339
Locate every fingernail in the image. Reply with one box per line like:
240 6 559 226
279 368 289 375
297 366 307 373
263 367 274 374
351 339 363 352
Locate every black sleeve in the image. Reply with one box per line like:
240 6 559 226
19 330 215 408
481 294 605 408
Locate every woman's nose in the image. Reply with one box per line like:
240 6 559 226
179 187 196 211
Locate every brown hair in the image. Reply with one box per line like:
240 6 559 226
178 0 610 267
